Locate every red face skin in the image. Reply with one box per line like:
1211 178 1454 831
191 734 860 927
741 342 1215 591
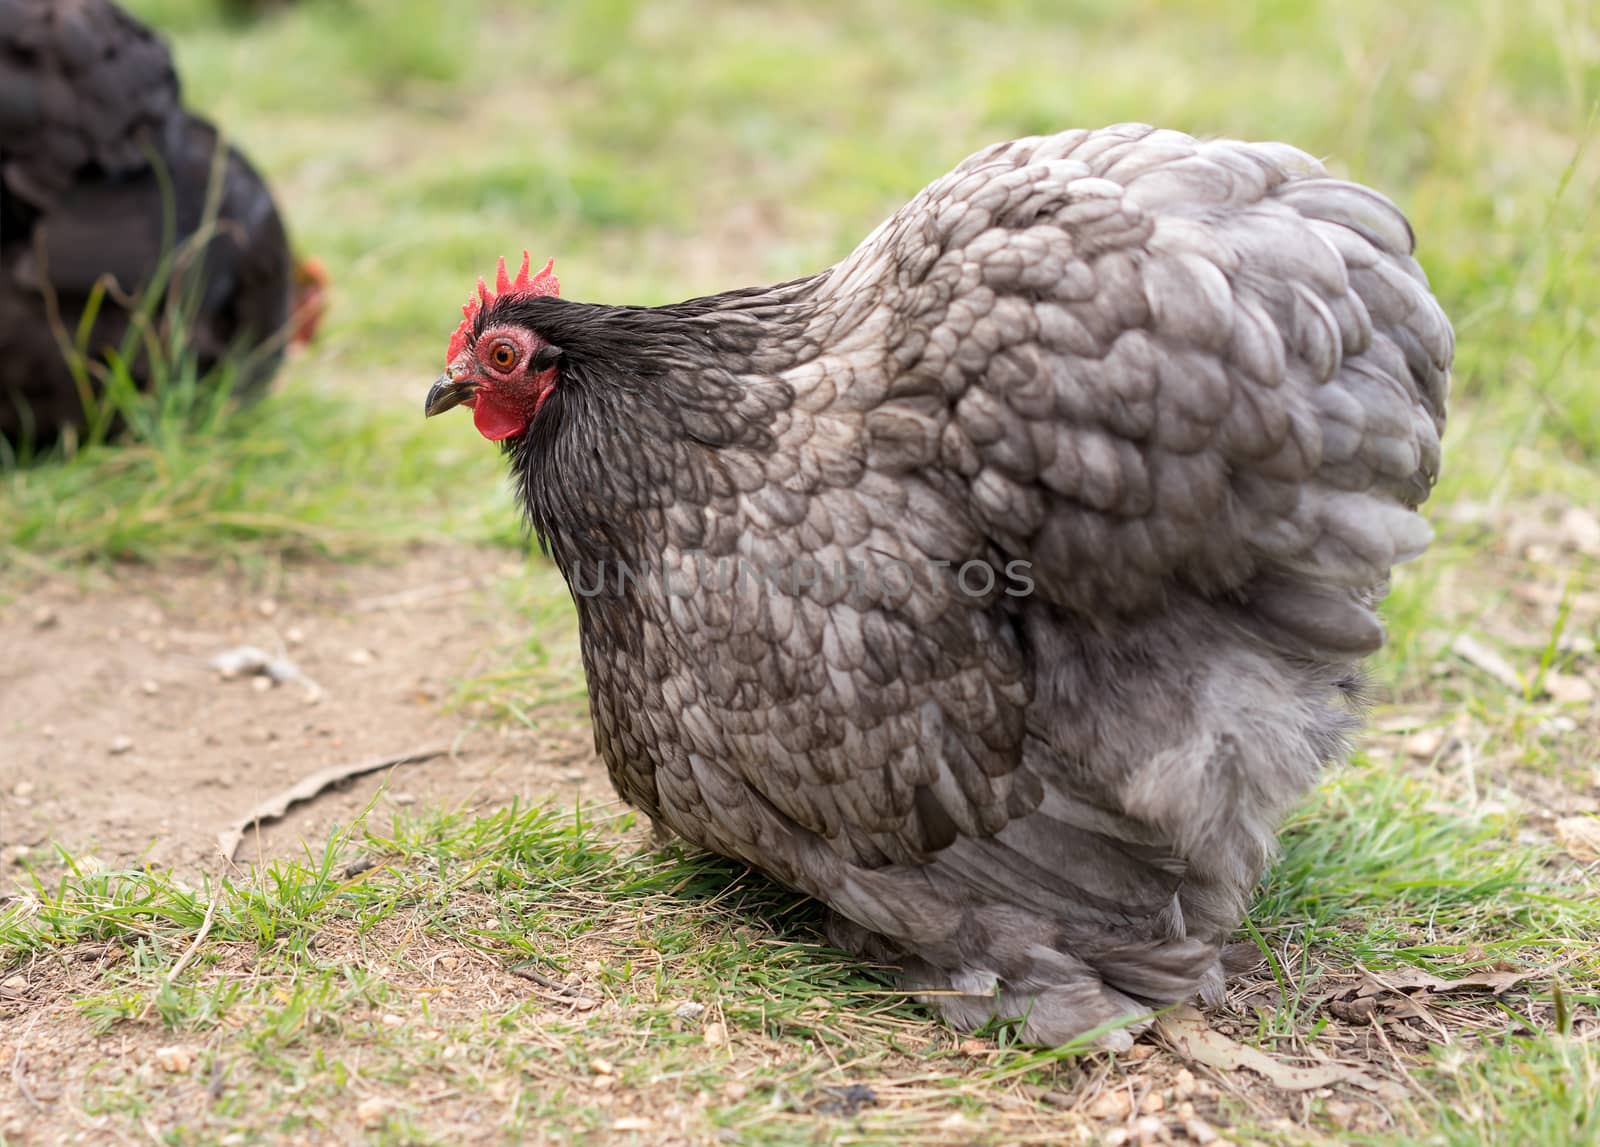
433 252 561 441
448 325 559 441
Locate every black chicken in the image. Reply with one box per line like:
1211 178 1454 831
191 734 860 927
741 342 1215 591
426 125 1453 1047
0 0 322 446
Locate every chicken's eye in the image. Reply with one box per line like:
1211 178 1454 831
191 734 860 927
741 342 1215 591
489 343 518 370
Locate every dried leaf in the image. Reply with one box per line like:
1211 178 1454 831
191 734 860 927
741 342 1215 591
1439 969 1540 995
1315 964 1541 1024
1363 965 1537 997
1155 1006 1404 1099
215 746 449 860
1353 968 1449 996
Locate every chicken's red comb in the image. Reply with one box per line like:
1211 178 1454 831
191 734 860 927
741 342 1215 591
446 251 559 363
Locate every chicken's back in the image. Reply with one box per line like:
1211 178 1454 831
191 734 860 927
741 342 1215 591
807 126 1450 1042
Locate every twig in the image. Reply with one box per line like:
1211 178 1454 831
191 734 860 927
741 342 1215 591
137 871 223 1021
12 1012 44 1112
167 883 221 984
509 966 579 997
1369 1013 1434 1102
1450 633 1525 693
215 745 449 860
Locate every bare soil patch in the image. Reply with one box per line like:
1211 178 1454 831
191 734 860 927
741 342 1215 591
0 548 609 877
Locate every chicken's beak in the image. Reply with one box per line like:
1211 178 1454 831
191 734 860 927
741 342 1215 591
425 371 476 417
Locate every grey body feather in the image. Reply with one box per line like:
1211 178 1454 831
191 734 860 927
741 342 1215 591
489 124 1452 1047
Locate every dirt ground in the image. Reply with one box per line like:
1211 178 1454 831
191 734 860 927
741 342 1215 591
0 548 611 878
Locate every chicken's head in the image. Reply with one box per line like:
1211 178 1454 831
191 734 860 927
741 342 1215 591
425 251 561 441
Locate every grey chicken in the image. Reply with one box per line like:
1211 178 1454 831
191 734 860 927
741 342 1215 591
0 0 323 446
425 124 1452 1047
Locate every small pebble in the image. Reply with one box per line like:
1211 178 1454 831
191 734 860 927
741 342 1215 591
1086 1090 1133 1120
31 606 57 629
2 974 26 992
611 1117 652 1132
1324 1099 1360 1129
673 1001 706 1022
11 782 34 799
723 1082 748 1102
154 1046 192 1074
285 626 305 645
250 676 273 693
702 1021 726 1046
140 680 160 696
380 1014 404 1028
257 599 278 618
1131 1116 1165 1143
589 1059 616 1076
1403 727 1445 759
109 735 134 755
391 793 418 806
355 1098 387 1128
346 648 375 666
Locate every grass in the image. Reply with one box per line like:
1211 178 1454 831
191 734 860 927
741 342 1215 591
2 762 1595 1143
2 0 1599 1143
